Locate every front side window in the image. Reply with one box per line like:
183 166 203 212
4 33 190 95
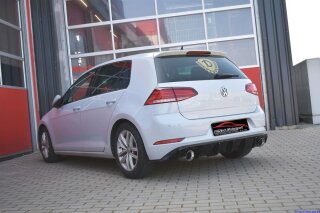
90 61 131 96
62 71 95 104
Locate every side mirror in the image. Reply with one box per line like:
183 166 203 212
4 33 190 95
52 95 62 108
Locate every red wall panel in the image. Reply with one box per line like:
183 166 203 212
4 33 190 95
0 88 32 156
241 67 264 109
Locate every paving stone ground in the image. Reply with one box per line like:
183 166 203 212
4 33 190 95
1 126 320 213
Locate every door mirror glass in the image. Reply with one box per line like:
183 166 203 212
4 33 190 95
52 95 62 108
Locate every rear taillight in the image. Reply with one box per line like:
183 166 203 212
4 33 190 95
186 51 211 56
145 87 198 105
246 83 258 95
174 88 198 101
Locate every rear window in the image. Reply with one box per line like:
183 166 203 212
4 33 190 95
155 55 247 83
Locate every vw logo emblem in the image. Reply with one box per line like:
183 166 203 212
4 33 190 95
220 87 228 97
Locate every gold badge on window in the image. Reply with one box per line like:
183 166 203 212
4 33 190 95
196 58 219 74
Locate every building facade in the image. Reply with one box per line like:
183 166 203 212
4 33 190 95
0 0 298 159
0 0 38 159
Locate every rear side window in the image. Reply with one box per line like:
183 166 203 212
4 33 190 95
89 61 131 96
155 56 247 83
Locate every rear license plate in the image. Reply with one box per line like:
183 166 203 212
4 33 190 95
212 119 249 136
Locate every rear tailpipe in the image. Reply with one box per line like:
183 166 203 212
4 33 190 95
186 150 195 161
255 137 266 147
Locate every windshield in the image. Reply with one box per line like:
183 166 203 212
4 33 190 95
155 55 247 83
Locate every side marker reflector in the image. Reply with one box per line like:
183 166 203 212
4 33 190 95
154 138 184 145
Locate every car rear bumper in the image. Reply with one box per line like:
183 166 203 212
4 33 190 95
136 105 267 160
160 133 267 161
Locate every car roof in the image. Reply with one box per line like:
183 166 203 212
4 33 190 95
117 50 225 59
83 50 226 75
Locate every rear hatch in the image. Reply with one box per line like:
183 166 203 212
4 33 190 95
154 52 258 119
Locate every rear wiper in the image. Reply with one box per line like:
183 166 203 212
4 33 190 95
214 74 239 79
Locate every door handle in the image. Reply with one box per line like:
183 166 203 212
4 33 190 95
73 106 81 111
106 99 116 106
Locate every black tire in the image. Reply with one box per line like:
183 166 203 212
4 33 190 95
112 123 152 179
221 142 252 159
38 127 61 163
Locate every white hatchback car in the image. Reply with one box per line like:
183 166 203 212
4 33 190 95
39 51 267 178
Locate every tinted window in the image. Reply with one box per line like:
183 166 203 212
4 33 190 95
0 0 19 25
155 56 247 83
69 26 113 55
204 0 250 9
66 0 110 26
1 57 24 87
209 38 257 66
113 20 158 49
111 0 155 20
90 61 131 96
157 0 202 14
159 14 205 44
206 8 253 39
0 23 21 56
62 71 95 104
71 54 113 81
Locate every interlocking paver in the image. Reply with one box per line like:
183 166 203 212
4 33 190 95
1 126 320 212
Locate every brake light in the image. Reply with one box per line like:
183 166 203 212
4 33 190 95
154 138 184 145
145 88 198 105
246 83 258 95
186 51 211 55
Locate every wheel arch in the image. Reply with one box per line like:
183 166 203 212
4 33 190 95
38 121 55 149
110 119 137 157
38 124 47 144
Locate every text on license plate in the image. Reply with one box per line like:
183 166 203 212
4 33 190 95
211 119 249 136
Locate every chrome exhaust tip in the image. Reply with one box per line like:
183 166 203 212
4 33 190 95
256 137 266 147
186 150 195 161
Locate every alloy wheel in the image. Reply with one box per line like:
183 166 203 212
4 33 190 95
117 130 139 171
41 131 50 159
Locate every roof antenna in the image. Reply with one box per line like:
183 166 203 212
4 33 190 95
180 46 184 50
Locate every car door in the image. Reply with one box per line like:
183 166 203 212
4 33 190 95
78 61 132 152
51 70 96 151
